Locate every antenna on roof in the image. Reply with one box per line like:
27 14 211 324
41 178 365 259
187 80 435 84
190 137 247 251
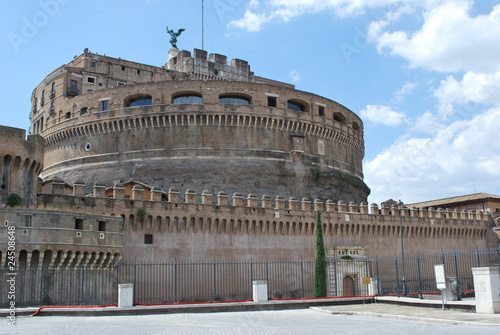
202 0 205 51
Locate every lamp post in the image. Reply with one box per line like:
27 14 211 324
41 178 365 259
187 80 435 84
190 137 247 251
398 199 406 296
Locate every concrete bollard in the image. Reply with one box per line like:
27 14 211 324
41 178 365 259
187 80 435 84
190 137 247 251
443 277 458 301
118 283 134 308
252 280 268 303
472 266 500 314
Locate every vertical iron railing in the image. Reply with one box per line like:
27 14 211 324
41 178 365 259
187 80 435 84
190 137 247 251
1 248 498 307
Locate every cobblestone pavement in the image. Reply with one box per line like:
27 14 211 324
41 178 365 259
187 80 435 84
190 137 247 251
2 308 500 335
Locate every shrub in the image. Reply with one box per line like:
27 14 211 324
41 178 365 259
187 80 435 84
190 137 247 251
136 208 146 221
7 193 23 208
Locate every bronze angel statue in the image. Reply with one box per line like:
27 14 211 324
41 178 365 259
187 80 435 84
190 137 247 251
166 27 185 49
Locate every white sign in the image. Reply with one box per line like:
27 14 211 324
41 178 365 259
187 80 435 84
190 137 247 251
434 264 446 290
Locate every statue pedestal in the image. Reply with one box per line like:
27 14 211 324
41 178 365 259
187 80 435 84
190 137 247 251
166 48 180 69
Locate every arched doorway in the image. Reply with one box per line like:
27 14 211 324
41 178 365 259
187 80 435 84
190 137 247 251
343 276 355 296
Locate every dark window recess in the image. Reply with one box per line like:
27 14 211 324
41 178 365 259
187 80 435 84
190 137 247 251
144 234 153 244
87 77 95 84
90 61 96 68
219 95 250 105
98 221 106 232
121 66 126 71
319 105 325 116
24 215 32 227
287 101 305 112
173 94 202 104
75 219 83 230
102 100 108 111
267 96 277 107
65 112 71 119
137 69 141 75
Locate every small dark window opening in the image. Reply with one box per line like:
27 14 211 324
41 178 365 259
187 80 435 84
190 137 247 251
24 215 32 227
121 66 126 71
219 95 250 105
267 96 277 107
98 221 106 232
90 61 96 68
136 69 141 75
65 112 71 119
319 105 325 116
144 234 153 244
287 101 305 112
102 100 108 111
87 77 95 84
75 218 83 230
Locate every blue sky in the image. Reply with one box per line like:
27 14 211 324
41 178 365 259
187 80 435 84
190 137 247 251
1 0 499 205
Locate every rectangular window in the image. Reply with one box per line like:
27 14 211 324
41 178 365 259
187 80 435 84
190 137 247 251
23 215 32 227
318 105 325 116
496 208 500 212
136 69 141 75
102 100 108 111
267 96 277 107
121 66 126 71
75 218 83 230
86 76 95 84
117 82 126 86
90 61 96 68
98 221 106 232
144 234 153 244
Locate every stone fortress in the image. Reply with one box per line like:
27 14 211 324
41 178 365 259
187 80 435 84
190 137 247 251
1 47 499 269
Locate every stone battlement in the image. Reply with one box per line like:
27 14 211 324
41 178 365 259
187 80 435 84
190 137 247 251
42 179 491 223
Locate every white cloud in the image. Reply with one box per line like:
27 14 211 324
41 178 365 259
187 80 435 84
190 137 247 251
364 107 500 204
289 69 301 82
394 82 417 102
360 105 406 127
374 1 500 73
228 10 271 32
434 70 500 117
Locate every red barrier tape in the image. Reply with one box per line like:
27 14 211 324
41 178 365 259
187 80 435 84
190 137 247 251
31 303 117 317
135 299 253 306
269 295 376 301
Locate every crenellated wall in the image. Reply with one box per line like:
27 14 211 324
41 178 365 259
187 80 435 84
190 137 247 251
0 126 44 207
34 180 497 263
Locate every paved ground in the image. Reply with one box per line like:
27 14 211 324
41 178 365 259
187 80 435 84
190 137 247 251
2 306 499 335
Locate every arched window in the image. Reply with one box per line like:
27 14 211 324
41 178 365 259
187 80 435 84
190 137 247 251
125 94 152 107
333 112 347 124
173 93 202 104
219 94 250 105
287 99 307 112
352 121 361 133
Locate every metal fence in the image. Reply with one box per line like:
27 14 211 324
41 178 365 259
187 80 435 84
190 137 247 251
1 248 499 308
374 248 500 299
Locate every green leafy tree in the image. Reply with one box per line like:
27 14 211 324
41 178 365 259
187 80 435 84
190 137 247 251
314 210 327 297
136 208 146 222
7 193 23 208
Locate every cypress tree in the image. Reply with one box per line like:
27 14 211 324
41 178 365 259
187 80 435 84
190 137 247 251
314 209 327 297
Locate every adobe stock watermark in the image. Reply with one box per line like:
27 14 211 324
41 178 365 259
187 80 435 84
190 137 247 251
339 9 385 64
7 0 71 53
213 0 245 21
6 225 17 327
